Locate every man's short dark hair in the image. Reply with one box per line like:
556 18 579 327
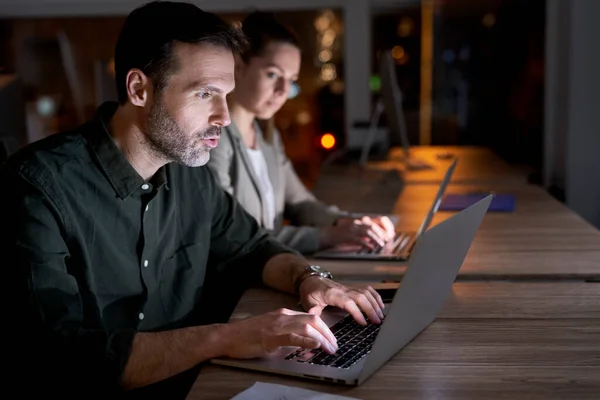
114 1 248 104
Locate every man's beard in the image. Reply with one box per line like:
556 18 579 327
145 97 220 167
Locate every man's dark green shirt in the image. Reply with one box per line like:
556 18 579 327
0 102 294 397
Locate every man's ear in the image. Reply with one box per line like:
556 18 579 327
125 69 151 107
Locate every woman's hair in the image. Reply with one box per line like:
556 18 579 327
239 11 300 142
240 11 300 62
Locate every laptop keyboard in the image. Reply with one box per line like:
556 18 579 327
284 314 382 369
358 232 412 255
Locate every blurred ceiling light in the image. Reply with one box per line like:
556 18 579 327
296 111 312 125
397 54 410 65
369 75 381 92
330 81 345 95
397 17 414 37
482 13 496 28
318 49 332 63
391 45 405 59
36 96 57 117
106 58 115 76
320 63 337 81
323 10 336 22
320 133 336 150
314 15 330 31
288 82 300 99
442 49 456 64
321 29 336 47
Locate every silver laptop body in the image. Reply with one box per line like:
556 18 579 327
211 194 493 385
312 158 458 261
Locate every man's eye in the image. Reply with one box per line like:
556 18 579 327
266 72 277 79
198 92 212 99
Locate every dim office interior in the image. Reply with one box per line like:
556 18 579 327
0 0 598 399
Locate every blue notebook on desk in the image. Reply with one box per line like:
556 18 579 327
440 193 516 212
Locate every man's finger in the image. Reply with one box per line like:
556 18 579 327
308 305 324 315
302 319 337 354
348 291 382 324
366 286 386 310
277 308 304 316
310 314 338 348
330 297 367 325
358 288 385 320
274 332 320 351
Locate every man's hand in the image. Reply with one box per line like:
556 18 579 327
221 309 338 359
219 278 385 360
320 215 396 250
298 277 385 326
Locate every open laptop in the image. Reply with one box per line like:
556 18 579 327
312 158 458 261
212 194 492 385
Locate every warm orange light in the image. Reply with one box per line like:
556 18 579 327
391 45 405 59
320 133 336 150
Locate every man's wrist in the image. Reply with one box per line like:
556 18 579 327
206 323 235 359
297 275 328 294
293 265 334 294
292 263 311 294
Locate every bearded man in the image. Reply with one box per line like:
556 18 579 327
0 1 383 399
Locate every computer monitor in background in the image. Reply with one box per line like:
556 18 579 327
360 50 431 170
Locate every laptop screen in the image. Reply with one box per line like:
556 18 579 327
414 158 458 237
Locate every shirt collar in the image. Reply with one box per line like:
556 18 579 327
86 101 169 200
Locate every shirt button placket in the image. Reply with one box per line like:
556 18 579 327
140 182 152 326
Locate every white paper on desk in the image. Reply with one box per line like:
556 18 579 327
230 381 361 400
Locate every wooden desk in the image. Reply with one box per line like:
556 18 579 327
374 146 531 184
317 146 530 189
313 145 530 216
309 183 600 281
187 285 600 400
